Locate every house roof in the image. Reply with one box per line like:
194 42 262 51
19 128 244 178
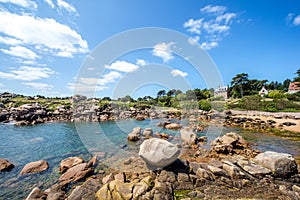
289 82 300 91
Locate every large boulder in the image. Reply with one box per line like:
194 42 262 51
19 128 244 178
20 160 49 175
59 156 84 174
180 128 197 145
59 163 94 186
139 138 180 169
127 127 141 141
165 123 182 130
253 151 298 178
0 159 14 172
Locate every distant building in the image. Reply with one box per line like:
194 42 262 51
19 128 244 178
288 82 300 94
259 86 268 97
214 86 229 99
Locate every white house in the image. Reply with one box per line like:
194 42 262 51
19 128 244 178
259 86 268 97
288 82 300 94
214 86 229 99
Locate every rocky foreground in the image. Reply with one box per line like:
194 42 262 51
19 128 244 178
1 130 300 200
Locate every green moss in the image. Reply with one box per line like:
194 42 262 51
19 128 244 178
173 190 192 199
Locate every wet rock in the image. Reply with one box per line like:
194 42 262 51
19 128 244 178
68 178 102 200
59 156 84 174
253 151 298 178
142 128 153 138
165 123 182 130
180 128 197 145
128 127 141 141
25 187 47 200
59 163 94 186
136 115 145 121
139 138 180 169
20 160 49 175
0 158 14 172
282 122 296 126
156 121 170 128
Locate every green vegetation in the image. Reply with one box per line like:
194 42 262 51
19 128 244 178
226 68 300 112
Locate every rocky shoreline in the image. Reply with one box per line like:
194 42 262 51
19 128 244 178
1 100 300 136
1 128 300 199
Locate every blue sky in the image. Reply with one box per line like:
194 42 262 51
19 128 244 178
0 0 300 98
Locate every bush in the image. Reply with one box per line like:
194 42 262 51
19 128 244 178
198 100 211 111
267 90 287 99
238 96 261 110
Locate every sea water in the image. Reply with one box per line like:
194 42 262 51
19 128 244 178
0 119 299 199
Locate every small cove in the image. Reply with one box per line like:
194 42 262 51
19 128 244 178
0 119 299 199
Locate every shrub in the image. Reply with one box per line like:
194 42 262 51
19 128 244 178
198 100 211 111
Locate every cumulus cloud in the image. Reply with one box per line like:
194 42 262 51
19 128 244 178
57 0 78 15
183 5 237 50
293 15 300 26
1 46 38 60
0 36 22 45
44 0 55 8
136 59 146 66
68 71 122 92
105 61 139 73
200 5 226 15
0 66 55 81
0 11 88 58
152 42 174 63
23 82 53 92
171 69 188 77
188 36 200 45
184 19 203 34
0 0 37 9
200 41 219 50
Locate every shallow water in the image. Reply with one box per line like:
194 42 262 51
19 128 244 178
0 119 299 199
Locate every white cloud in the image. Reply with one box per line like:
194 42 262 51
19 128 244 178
293 15 300 26
171 69 188 77
68 71 122 92
152 42 174 63
23 82 53 92
105 61 139 73
0 11 88 57
184 18 203 34
0 66 55 81
57 0 78 15
183 5 237 51
44 0 55 8
216 13 236 24
200 41 219 50
136 59 146 66
0 0 37 9
188 36 200 45
200 5 226 15
0 36 22 45
1 46 38 60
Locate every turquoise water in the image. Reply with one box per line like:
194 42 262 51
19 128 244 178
0 119 299 199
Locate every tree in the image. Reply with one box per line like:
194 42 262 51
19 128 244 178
157 90 166 98
167 89 176 97
101 97 111 101
230 73 249 98
294 69 300 82
120 95 133 102
283 79 291 91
